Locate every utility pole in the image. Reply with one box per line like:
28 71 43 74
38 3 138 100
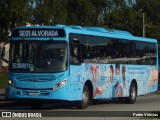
142 12 145 37
139 9 146 37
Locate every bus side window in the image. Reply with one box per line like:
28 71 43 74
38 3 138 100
148 43 156 65
69 33 83 65
70 44 81 65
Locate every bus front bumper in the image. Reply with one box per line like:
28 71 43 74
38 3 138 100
5 85 70 101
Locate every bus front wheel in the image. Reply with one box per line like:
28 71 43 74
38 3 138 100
77 85 90 109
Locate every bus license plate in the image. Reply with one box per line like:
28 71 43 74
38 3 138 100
29 92 39 96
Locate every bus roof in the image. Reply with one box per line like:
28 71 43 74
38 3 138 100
13 25 157 43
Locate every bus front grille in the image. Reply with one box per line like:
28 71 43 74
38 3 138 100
19 90 50 96
13 74 56 82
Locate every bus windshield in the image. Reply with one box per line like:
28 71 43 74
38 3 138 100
9 40 68 73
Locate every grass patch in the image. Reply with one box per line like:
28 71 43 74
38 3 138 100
155 90 160 95
0 72 8 89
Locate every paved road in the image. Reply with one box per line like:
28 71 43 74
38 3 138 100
0 95 160 120
1 95 160 111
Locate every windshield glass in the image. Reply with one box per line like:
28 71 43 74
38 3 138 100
9 40 68 73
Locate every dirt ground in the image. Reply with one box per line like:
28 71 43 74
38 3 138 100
0 66 8 73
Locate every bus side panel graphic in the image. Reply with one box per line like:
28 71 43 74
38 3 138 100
74 63 158 99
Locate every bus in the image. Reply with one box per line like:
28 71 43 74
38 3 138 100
4 25 158 109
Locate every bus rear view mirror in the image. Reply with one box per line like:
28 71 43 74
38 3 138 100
70 44 81 64
73 47 78 57
71 44 80 57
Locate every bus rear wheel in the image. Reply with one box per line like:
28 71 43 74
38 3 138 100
77 85 90 109
126 82 137 104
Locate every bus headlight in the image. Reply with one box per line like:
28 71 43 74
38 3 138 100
8 80 16 90
53 79 67 91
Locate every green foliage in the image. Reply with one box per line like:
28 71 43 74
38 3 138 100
0 0 31 41
0 0 160 87
0 72 8 89
133 0 160 39
67 0 93 25
0 0 160 42
32 0 68 25
155 90 160 95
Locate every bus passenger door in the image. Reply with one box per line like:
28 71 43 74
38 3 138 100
69 40 83 100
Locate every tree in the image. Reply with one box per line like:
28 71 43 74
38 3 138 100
0 0 31 42
90 0 109 26
32 0 51 25
67 0 93 25
104 0 139 35
48 0 68 25
32 0 67 25
133 0 160 39
0 0 159 43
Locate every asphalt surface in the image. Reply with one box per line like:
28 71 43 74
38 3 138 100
0 94 160 119
1 95 160 111
0 86 160 119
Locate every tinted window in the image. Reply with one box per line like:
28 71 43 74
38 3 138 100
69 33 157 65
10 41 68 73
97 37 109 63
148 43 156 65
135 41 156 65
82 35 97 63
70 34 82 65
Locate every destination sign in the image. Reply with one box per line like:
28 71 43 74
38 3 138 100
12 28 66 37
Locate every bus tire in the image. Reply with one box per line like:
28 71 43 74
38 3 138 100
77 85 90 109
30 101 43 109
126 82 137 104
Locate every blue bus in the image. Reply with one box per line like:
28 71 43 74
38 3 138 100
5 25 158 109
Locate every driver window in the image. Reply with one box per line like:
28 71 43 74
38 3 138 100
70 34 82 65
